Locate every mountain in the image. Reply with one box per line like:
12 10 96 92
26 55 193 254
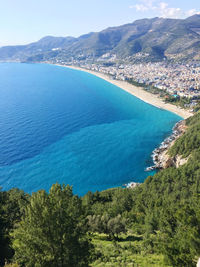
1 15 200 63
0 36 76 61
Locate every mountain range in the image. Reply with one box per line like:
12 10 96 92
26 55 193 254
1 15 200 63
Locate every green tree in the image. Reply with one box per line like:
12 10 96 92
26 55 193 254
87 214 126 240
0 188 28 266
107 214 127 239
0 206 9 266
12 183 93 267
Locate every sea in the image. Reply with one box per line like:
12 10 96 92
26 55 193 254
0 63 181 195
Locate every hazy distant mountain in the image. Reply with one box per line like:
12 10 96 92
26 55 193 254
0 36 76 61
1 15 200 62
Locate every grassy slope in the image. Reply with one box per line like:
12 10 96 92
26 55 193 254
91 234 170 267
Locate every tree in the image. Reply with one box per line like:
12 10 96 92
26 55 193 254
12 183 93 267
162 205 200 267
107 214 127 239
87 213 126 240
0 207 9 266
0 188 28 266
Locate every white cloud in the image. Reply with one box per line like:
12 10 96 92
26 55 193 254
130 0 200 19
129 0 156 12
186 9 200 17
133 4 149 12
158 2 183 18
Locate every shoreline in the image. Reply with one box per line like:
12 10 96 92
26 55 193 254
57 64 193 119
145 120 186 171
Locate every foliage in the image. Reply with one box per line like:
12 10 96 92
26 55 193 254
4 264 19 267
12 183 93 267
169 111 200 157
164 95 193 109
91 233 170 267
0 188 28 266
87 214 127 239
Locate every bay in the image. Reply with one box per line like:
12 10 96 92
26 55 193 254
0 63 181 195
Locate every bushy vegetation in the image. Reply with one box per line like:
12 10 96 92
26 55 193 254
0 188 28 266
169 111 200 157
12 184 93 267
91 234 170 267
0 185 93 267
0 112 200 266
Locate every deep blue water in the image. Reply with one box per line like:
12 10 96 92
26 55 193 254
0 63 181 195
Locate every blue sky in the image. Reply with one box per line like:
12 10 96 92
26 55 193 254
0 0 199 46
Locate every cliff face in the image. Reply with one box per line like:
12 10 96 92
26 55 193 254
154 120 188 169
161 111 200 170
174 155 190 168
162 153 190 169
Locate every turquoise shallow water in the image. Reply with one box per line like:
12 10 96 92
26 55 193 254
0 63 181 195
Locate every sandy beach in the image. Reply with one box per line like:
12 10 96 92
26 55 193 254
59 65 193 119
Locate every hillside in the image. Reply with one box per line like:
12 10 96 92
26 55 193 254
1 15 200 63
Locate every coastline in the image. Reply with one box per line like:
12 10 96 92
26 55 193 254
146 120 187 171
58 64 193 120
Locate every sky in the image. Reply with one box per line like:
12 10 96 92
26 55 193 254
0 0 200 46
